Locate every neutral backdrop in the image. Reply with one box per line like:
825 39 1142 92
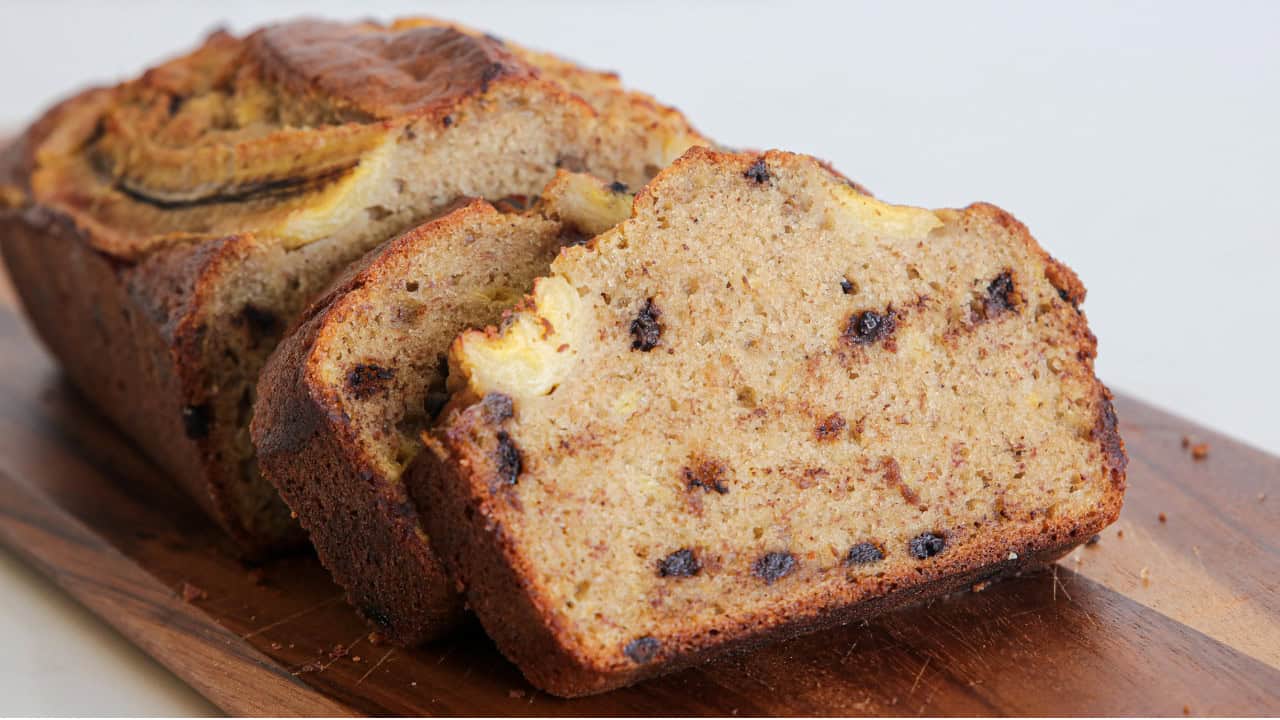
1 0 1276 714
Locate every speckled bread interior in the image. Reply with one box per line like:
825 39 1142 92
0 17 708 554
251 172 635 643
410 147 1127 696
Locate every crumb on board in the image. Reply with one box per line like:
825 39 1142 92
1181 435 1191 449
1117 529 1125 539
180 581 207 602
508 689 526 699
270 642 283 651
1158 512 1167 523
1190 442 1209 460
352 655 362 663
368 631 387 647
1260 493 1267 503
290 511 299 519
971 579 992 593
328 644 349 660
1183 705 1191 715
1140 567 1151 586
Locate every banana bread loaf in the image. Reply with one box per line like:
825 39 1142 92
0 17 707 555
252 172 634 643
409 147 1127 695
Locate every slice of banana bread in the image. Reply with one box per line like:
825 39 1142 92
252 172 634 644
0 17 708 555
410 147 1127 695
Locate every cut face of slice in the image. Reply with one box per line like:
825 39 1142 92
414 146 1126 696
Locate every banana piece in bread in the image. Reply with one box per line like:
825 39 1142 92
0 18 707 556
252 172 634 643
410 147 1127 695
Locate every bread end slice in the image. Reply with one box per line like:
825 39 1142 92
411 147 1126 696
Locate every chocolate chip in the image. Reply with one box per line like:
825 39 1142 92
844 309 897 345
744 158 771 184
684 459 730 494
482 392 514 423
630 298 662 351
657 549 701 577
442 115 454 127
846 542 885 565
752 551 796 584
983 271 1017 317
608 180 629 194
347 364 395 400
182 404 211 439
840 278 855 294
624 636 660 664
815 413 847 442
494 431 522 485
909 532 946 559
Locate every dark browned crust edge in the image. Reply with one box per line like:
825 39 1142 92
249 204 502 644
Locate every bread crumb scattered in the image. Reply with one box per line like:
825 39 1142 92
368 631 386 647
508 689 526 699
1158 512 1167 523
1259 493 1267 503
1181 436 1191 449
352 655 362 663
1183 705 1191 715
270 642 283 651
1139 567 1151 586
1190 442 1209 460
1117 529 1124 539
180 581 207 602
971 580 991 593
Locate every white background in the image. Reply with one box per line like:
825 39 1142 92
1 0 1277 714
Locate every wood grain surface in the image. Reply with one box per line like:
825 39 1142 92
0 264 1276 716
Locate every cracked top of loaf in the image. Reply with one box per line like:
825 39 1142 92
7 17 707 260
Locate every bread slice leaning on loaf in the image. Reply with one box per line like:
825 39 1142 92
252 172 635 644
409 147 1127 696
0 17 708 557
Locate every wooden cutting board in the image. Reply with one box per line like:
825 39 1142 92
0 265 1276 717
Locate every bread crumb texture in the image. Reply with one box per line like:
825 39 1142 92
436 147 1125 685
